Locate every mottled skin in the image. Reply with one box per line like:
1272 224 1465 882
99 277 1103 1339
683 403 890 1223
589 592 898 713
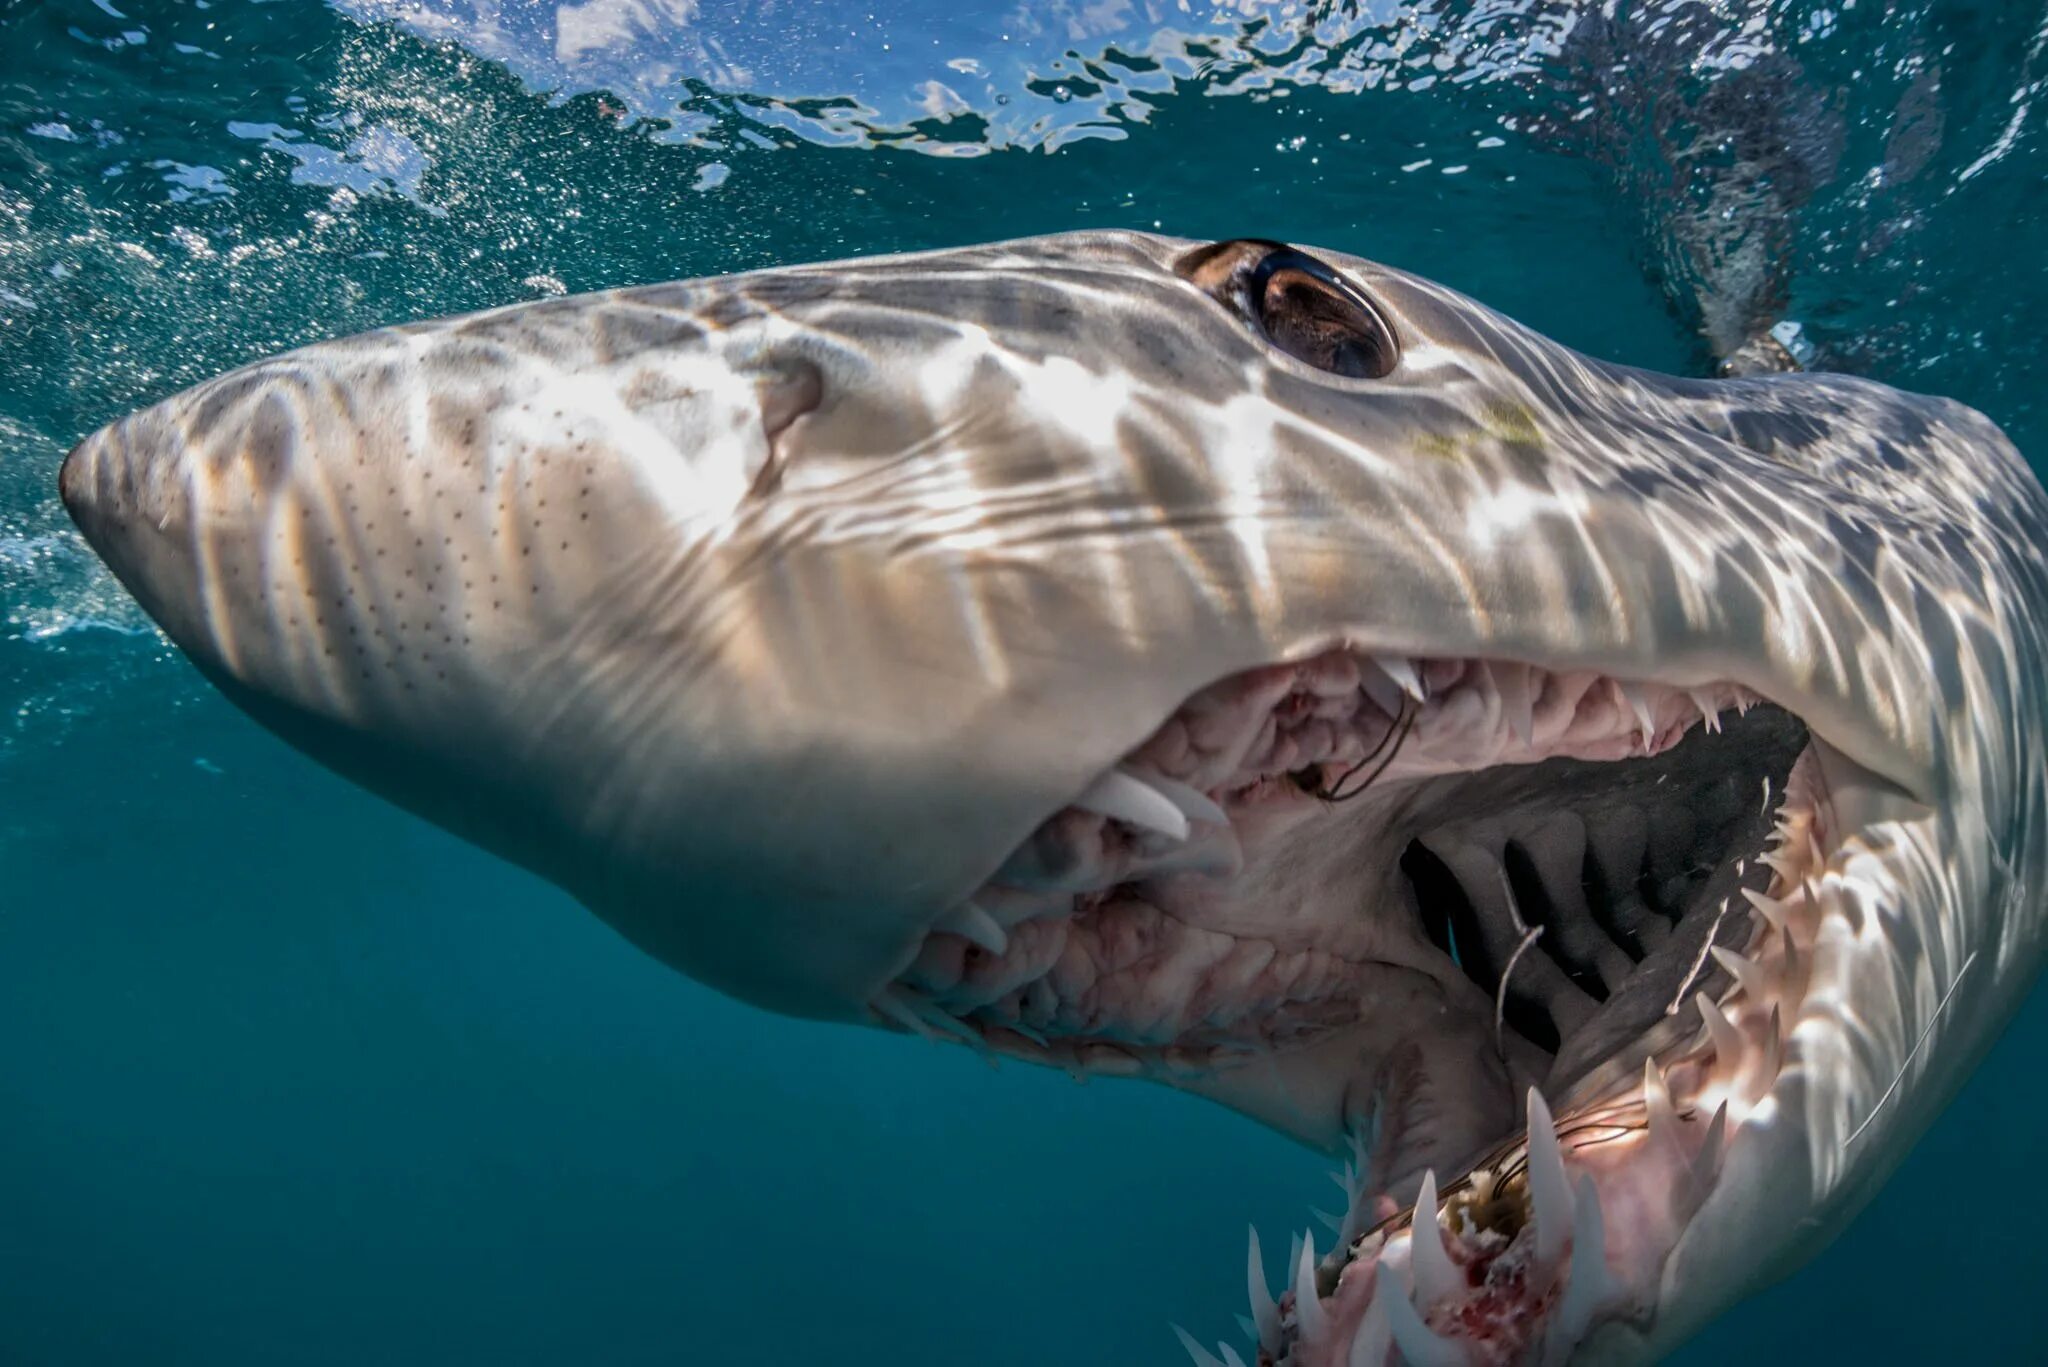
59 232 2048 1359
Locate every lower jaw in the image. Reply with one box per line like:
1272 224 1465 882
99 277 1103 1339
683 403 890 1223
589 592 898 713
1216 747 1832 1367
873 648 1839 1361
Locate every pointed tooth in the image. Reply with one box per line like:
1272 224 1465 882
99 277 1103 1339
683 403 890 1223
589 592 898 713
1695 992 1743 1066
1220 1345 1249 1367
1294 1231 1329 1344
1755 1007 1785 1104
1000 1019 1049 1047
1693 1102 1729 1184
1172 1326 1227 1367
1374 655 1428 703
1246 1227 1280 1351
1553 1174 1617 1350
1142 772 1230 826
1741 886 1791 933
1709 945 1769 1001
1617 680 1657 745
1526 1088 1572 1267
1372 1263 1467 1367
872 989 936 1040
899 991 983 1047
1347 1285 1393 1367
1686 687 1718 730
1073 767 1189 840
1313 1208 1342 1235
1234 1314 1257 1345
1643 1057 1679 1144
1409 1170 1462 1306
1358 659 1405 716
936 902 1009 956
1494 662 1535 745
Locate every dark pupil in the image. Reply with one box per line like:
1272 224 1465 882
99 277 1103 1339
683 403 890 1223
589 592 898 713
1254 260 1394 379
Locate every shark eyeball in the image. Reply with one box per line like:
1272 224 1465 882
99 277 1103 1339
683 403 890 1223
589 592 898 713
1247 246 1400 379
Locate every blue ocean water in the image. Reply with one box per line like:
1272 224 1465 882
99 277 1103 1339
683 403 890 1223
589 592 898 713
1 1 2043 1363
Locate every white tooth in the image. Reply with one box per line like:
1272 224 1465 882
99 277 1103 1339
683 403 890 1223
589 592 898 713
902 990 984 1047
1526 1088 1571 1268
1643 1057 1679 1144
1144 772 1230 826
1358 659 1406 716
1499 664 1536 746
1741 886 1791 933
1072 767 1190 840
1410 1169 1462 1306
937 902 1009 956
1686 687 1719 731
1234 1314 1257 1345
1172 1326 1227 1367
1709 945 1769 1001
1313 1208 1342 1235
1246 1227 1280 1352
1755 1007 1785 1105
1693 1102 1729 1185
1499 680 1531 741
1553 1174 1617 1351
1760 775 1773 816
1347 1286 1393 1367
1617 681 1657 746
1695 992 1744 1066
1372 1263 1467 1366
1374 655 1428 703
1294 1230 1330 1343
872 989 935 1040
1001 1019 1049 1047
1220 1345 1249 1367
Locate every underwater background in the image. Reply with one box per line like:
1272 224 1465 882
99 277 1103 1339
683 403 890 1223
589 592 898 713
1 0 2044 1361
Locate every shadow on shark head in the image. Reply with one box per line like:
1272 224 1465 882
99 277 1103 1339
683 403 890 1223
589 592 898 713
61 231 2048 1363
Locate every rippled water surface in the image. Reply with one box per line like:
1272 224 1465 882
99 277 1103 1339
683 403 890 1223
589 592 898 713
3 1 2045 1362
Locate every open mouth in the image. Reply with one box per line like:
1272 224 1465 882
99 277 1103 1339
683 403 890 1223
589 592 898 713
875 649 1832 1363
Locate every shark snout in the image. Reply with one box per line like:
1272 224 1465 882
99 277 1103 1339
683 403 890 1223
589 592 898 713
60 398 217 649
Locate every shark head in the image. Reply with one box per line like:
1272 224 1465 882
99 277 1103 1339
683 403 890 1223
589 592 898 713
61 231 2048 1362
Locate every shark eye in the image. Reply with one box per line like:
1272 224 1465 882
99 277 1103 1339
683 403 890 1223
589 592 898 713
1246 247 1399 379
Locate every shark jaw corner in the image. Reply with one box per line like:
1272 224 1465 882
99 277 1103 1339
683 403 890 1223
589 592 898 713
59 231 2048 1362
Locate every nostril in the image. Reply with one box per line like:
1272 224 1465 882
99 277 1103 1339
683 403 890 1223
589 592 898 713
748 358 824 498
758 357 824 444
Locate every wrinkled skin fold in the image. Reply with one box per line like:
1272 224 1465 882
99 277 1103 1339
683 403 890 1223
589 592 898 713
59 232 2048 1362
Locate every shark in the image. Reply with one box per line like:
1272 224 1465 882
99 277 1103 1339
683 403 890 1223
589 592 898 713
59 231 2048 1363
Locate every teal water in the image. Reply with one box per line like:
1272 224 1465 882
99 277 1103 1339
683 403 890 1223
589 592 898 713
2 1 2044 1362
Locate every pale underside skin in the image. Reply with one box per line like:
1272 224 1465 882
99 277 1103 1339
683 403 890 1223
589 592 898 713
59 231 2048 1362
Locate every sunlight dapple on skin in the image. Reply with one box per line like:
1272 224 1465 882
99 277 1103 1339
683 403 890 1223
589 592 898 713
60 232 2048 1363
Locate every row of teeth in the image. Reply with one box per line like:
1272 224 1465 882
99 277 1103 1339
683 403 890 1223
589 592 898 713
1177 1082 1724 1367
1176 798 1824 1366
907 666 1763 965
